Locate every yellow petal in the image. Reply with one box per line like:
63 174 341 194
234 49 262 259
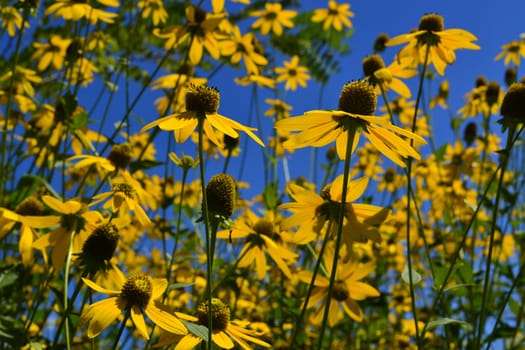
212 331 235 349
146 301 187 335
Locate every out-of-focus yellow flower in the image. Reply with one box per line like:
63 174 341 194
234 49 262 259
298 247 380 325
138 0 168 25
154 6 224 64
45 0 119 24
250 3 296 36
429 79 449 109
220 26 268 74
32 195 103 271
495 38 525 66
234 73 275 88
0 6 29 36
362 54 417 98
0 66 42 97
32 35 72 71
387 14 480 75
275 55 311 91
311 0 354 32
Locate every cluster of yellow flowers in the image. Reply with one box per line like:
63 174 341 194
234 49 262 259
0 1 524 349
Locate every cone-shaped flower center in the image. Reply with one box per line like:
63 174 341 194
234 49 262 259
253 219 274 237
485 82 500 107
332 280 350 301
185 84 220 114
197 298 230 332
373 33 389 53
418 14 444 32
15 196 44 216
113 183 136 200
206 174 236 218
338 80 377 116
121 274 153 309
362 55 386 78
81 223 119 267
107 143 133 169
500 83 525 122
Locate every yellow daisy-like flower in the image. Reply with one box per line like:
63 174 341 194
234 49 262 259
137 0 168 25
154 6 224 64
0 6 30 37
311 0 354 32
279 175 388 257
142 84 264 147
157 298 271 349
79 273 187 339
234 74 275 89
299 248 380 325
32 195 103 271
0 196 60 266
495 39 525 66
250 2 297 36
219 26 268 75
275 80 425 166
362 54 417 98
45 0 119 24
275 55 311 91
386 13 480 75
31 35 72 71
217 209 298 279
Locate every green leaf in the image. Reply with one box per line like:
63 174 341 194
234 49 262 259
181 320 208 340
426 317 472 331
401 264 421 285
0 265 19 290
434 144 447 162
166 282 194 293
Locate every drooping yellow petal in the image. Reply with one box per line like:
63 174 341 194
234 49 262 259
212 330 235 349
80 297 122 338
82 277 121 295
146 301 187 335
131 305 149 339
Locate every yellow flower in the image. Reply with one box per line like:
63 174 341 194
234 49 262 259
0 66 42 97
250 3 296 36
217 209 298 279
429 79 449 109
90 172 153 225
219 26 268 75
80 273 187 339
31 35 72 71
32 195 103 271
275 55 311 91
45 0 119 24
142 84 264 147
299 248 380 325
138 0 168 25
154 6 224 64
0 196 60 266
0 6 29 36
311 0 354 32
275 80 425 166
158 298 271 349
279 175 388 257
386 14 480 75
362 54 417 98
234 74 275 88
495 38 525 66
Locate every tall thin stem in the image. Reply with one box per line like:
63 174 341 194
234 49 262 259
317 122 357 349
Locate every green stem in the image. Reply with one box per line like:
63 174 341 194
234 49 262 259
63 229 78 350
112 307 131 350
475 124 516 349
317 122 357 349
197 113 213 350
405 43 431 350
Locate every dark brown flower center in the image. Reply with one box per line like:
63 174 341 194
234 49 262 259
107 143 133 169
332 280 349 301
197 298 230 332
338 80 377 115
121 274 153 309
500 83 525 122
206 174 236 218
15 196 44 216
185 85 220 114
418 14 444 32
362 55 385 78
